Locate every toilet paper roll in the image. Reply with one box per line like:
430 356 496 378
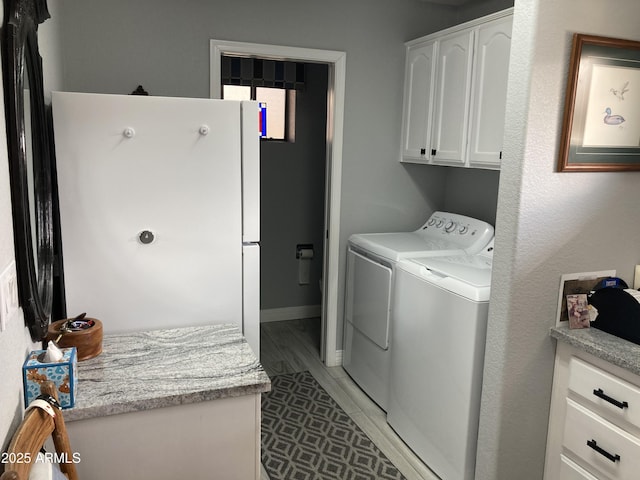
298 248 314 259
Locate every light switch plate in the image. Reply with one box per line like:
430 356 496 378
634 265 640 290
0 261 19 332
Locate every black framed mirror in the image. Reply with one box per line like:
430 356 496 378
2 0 54 341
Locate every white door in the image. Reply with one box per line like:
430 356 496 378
53 92 243 333
401 40 437 163
431 29 474 165
467 15 513 168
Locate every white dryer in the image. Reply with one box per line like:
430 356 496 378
343 212 494 411
387 240 494 480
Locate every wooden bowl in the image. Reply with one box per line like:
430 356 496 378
47 318 103 361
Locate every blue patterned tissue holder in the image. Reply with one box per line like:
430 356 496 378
22 347 77 409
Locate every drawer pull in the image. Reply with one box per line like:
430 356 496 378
593 388 629 409
586 439 621 463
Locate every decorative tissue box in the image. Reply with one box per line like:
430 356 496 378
22 347 77 409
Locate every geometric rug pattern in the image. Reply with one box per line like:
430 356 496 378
262 371 406 480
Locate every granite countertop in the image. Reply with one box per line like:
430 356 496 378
65 324 270 422
550 324 640 376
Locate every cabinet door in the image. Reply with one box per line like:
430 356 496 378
431 29 474 165
401 41 437 163
468 15 513 168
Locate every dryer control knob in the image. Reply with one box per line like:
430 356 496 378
444 221 457 233
459 225 469 234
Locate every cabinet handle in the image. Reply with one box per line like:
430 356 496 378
586 439 621 463
420 148 426 155
499 151 503 160
593 388 629 409
431 149 436 156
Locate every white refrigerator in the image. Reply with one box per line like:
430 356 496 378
52 92 261 356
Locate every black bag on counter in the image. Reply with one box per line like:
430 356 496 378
589 287 640 345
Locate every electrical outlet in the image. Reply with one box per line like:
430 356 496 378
0 261 19 332
635 265 640 290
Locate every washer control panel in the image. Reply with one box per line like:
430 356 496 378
418 211 494 252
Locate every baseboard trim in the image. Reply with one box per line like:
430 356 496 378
260 305 322 323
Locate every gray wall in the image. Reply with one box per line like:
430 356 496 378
52 0 466 348
260 63 328 310
443 167 500 226
50 0 514 340
457 0 514 23
476 0 640 478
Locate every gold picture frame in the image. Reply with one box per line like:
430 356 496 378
558 34 640 172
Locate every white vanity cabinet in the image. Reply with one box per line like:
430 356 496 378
63 325 271 480
400 8 513 169
544 341 640 480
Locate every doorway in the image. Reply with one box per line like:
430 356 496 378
210 40 346 366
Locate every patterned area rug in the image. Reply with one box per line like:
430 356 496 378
261 371 406 480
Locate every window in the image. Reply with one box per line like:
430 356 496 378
222 85 250 101
257 88 286 140
220 56 302 142
222 84 295 141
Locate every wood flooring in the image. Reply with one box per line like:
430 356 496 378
260 318 439 480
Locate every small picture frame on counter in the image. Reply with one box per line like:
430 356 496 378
566 294 591 329
556 270 615 326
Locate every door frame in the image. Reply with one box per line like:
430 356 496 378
210 40 345 367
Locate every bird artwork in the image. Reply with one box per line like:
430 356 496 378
610 81 629 101
603 107 625 125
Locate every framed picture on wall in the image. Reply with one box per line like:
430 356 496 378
558 34 640 172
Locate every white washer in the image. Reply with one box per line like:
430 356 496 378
343 212 494 411
387 240 494 480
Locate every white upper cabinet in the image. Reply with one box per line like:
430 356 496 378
468 15 513 168
400 41 436 163
400 8 513 169
431 29 474 166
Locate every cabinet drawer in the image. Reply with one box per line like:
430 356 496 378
560 455 599 480
569 357 640 429
563 399 640 480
